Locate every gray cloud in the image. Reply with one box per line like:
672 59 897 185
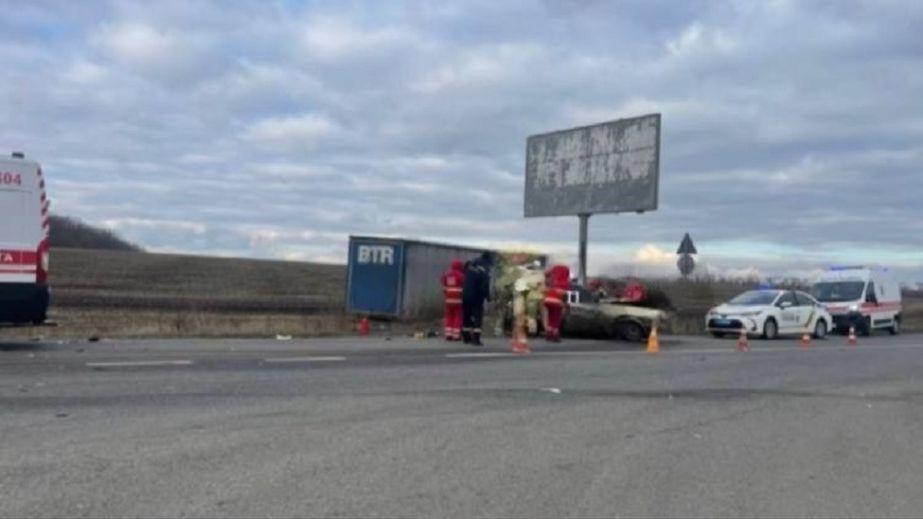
2 0 922 279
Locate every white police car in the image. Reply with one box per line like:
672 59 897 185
705 289 833 340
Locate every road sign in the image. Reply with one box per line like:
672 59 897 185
677 233 697 255
677 254 695 277
676 233 696 277
524 113 660 218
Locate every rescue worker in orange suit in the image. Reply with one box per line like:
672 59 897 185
623 280 646 303
440 259 465 341
543 264 570 342
462 252 493 346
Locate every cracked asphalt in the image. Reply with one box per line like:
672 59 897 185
2 333 923 517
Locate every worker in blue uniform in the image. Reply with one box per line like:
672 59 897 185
462 252 493 346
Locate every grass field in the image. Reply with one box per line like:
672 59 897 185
2 248 351 340
2 248 921 340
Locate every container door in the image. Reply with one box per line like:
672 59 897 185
347 240 404 316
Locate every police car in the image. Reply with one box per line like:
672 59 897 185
705 289 833 340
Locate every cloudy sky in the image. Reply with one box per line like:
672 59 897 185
3 0 922 280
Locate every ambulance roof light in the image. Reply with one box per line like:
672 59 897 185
829 265 865 271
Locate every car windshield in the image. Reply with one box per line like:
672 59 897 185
812 281 865 302
728 290 779 305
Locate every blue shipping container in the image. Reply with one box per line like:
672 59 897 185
346 236 491 318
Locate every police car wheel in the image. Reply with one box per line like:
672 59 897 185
813 319 827 340
762 318 778 340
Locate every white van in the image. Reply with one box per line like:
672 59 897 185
811 266 901 336
0 152 50 325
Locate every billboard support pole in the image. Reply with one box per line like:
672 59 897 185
578 213 590 287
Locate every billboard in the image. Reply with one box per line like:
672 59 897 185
524 113 660 217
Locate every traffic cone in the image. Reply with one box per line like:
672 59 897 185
511 318 530 354
736 328 749 352
511 329 530 354
358 317 370 337
848 325 857 346
646 325 660 355
801 331 812 348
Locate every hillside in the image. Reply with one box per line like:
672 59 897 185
50 215 141 251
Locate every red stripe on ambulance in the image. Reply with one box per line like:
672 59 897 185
0 250 38 264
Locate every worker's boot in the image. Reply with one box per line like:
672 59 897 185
462 330 471 344
471 331 483 346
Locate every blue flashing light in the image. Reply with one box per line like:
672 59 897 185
756 283 776 290
829 265 865 271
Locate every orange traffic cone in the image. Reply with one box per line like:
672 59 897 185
848 325 857 346
646 325 660 355
511 318 530 354
801 331 812 348
511 330 530 354
736 328 749 352
358 317 370 337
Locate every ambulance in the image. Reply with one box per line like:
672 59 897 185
811 266 901 335
0 152 50 325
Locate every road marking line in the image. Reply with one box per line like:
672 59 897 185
446 352 517 358
264 356 346 363
541 387 563 394
86 360 193 368
446 344 885 360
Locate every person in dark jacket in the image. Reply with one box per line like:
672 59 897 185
462 252 493 345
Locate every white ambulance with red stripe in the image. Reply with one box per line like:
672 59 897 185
0 152 50 325
811 266 901 336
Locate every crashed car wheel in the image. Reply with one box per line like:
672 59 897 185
617 320 645 343
711 332 725 338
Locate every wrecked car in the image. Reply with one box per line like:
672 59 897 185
562 299 668 343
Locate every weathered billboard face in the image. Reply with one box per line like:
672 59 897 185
524 113 660 217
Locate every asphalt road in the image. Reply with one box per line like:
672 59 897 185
2 333 923 518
